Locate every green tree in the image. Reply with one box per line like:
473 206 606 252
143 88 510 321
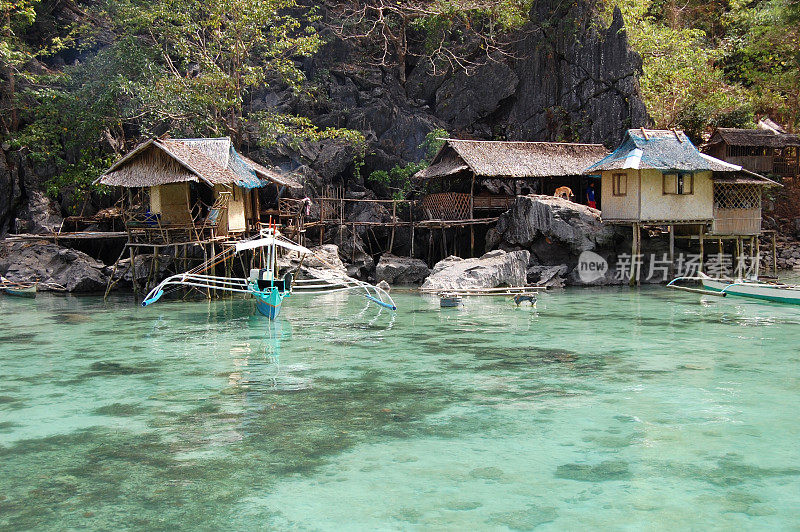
603 0 750 132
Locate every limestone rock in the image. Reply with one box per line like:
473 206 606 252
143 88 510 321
0 240 109 292
375 253 430 285
508 4 649 145
279 244 350 281
421 249 530 291
14 191 63 234
527 264 568 288
435 55 519 128
494 195 617 254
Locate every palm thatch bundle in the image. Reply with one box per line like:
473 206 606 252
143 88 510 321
415 139 609 181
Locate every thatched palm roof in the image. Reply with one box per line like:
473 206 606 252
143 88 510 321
586 129 741 173
414 139 609 180
707 128 800 148
713 169 781 187
96 137 302 191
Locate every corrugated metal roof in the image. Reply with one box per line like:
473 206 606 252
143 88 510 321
414 139 609 180
586 129 742 173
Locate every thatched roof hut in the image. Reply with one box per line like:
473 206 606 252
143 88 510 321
415 139 609 181
96 137 301 191
707 128 800 149
703 128 800 178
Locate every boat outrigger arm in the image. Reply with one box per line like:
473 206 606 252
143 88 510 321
140 230 397 311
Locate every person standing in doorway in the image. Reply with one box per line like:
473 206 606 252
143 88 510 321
586 181 597 209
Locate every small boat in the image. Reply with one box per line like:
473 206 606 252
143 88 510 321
439 293 462 307
0 276 37 298
667 273 800 305
512 293 537 306
141 228 396 320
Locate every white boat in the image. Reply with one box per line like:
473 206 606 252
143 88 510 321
140 228 396 319
667 273 800 305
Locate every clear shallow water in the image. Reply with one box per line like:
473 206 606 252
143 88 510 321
1 287 799 530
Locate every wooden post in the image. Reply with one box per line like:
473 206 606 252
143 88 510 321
410 202 415 258
470 225 475 257
210 241 217 299
389 200 396 254
629 223 638 287
129 246 138 298
428 229 434 267
351 223 356 263
755 235 760 277
441 225 447 259
772 231 777 275
470 173 475 220
699 231 704 275
668 225 675 277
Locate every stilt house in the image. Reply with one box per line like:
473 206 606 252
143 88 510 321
704 128 800 179
585 129 779 235
412 139 609 220
96 137 301 242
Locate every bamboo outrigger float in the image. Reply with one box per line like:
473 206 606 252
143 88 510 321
141 227 396 320
667 272 800 305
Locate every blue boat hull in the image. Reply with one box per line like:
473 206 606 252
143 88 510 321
253 287 288 320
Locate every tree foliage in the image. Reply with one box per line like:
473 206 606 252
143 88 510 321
328 0 532 82
1 0 363 203
603 0 800 135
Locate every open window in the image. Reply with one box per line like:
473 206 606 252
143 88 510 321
663 172 694 195
612 173 627 196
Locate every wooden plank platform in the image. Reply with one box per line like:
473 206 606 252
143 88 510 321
8 231 128 241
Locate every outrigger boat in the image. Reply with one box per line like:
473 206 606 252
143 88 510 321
0 276 37 298
141 228 396 320
667 272 800 305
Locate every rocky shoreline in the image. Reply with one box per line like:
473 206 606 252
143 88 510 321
3 194 795 295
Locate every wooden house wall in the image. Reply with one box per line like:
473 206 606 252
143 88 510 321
600 169 713 222
640 169 713 221
599 170 640 220
149 183 191 224
215 185 245 233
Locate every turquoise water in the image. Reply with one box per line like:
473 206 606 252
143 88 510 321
1 287 799 530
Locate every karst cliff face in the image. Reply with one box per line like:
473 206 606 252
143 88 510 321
507 3 649 144
258 0 649 188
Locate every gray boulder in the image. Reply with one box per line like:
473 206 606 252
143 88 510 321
421 249 530 291
528 264 569 288
375 253 430 285
0 240 109 292
493 195 616 254
279 244 350 281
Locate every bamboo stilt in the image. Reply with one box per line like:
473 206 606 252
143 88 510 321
130 246 139 298
389 200 396 254
699 231 704 275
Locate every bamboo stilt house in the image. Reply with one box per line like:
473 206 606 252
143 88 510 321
584 128 779 235
412 139 609 220
95 137 302 242
704 127 800 179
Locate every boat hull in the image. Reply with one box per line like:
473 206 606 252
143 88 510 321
702 279 800 305
253 287 287 320
3 286 36 298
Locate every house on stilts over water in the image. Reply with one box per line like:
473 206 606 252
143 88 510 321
413 139 609 220
95 137 303 296
703 122 800 180
584 128 781 281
